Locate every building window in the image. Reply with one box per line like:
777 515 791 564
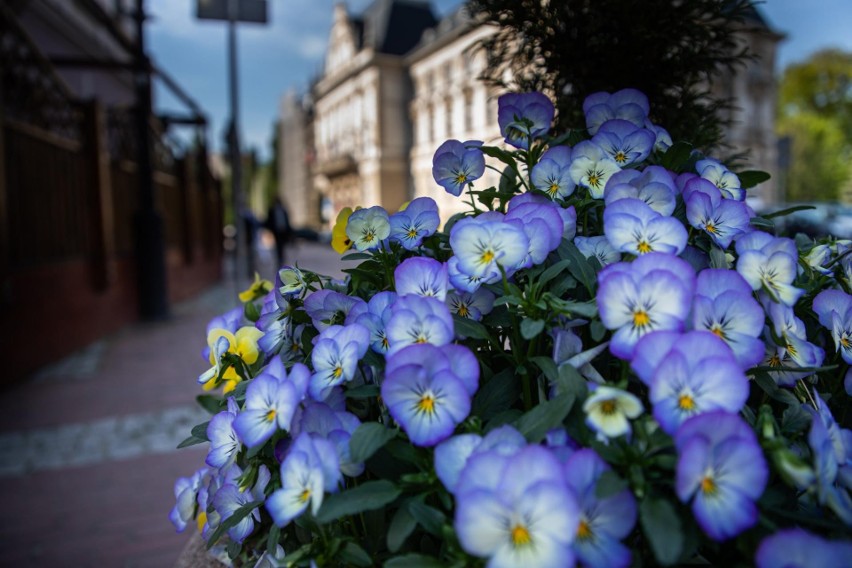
445 97 453 139
463 88 473 133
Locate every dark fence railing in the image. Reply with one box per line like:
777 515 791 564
0 6 223 380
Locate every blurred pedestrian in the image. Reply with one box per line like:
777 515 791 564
266 197 292 268
241 207 261 278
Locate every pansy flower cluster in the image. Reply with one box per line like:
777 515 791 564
172 89 851 567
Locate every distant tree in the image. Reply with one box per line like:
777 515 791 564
467 0 755 152
777 49 852 202
778 114 847 202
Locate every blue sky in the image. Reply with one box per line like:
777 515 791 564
146 0 852 160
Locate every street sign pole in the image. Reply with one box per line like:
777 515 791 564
196 0 267 286
227 0 245 283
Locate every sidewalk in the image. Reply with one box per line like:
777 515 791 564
0 241 349 567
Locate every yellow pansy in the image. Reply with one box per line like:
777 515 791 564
202 326 264 392
331 207 354 254
238 272 272 303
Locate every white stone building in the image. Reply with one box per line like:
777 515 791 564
286 0 783 227
407 8 503 219
310 1 437 217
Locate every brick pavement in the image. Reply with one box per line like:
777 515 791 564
0 241 347 567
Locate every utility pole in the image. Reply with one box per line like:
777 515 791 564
133 0 169 319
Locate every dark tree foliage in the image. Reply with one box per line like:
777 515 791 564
468 0 755 152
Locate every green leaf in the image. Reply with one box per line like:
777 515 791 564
408 499 447 536
548 298 598 319
345 384 381 399
350 422 398 463
595 470 629 499
737 170 771 189
530 356 558 383
749 216 775 231
781 404 811 434
590 320 606 342
764 204 816 220
472 369 519 421
342 252 374 262
659 141 693 172
537 259 572 288
639 496 684 565
191 421 210 441
452 315 491 340
520 318 546 339
479 145 519 167
384 554 445 568
498 164 520 194
205 499 265 548
387 504 417 552
196 394 223 415
244 300 261 323
555 364 588 400
176 434 207 449
558 240 598 294
316 480 401 523
753 372 801 406
339 542 373 567
266 524 281 556
513 393 575 442
709 245 729 269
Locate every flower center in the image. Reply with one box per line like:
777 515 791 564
548 183 560 196
768 354 782 367
299 488 311 502
633 309 650 328
455 172 468 185
457 304 470 318
614 151 627 163
599 399 618 415
678 393 696 411
417 394 436 415
266 409 277 422
363 229 375 243
576 518 593 541
510 524 532 547
407 227 419 239
480 249 495 264
700 475 717 495
710 325 726 340
705 221 718 234
637 240 653 254
587 173 601 187
333 366 343 379
196 511 208 533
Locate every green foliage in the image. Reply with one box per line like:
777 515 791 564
468 0 756 151
777 112 850 202
777 48 852 202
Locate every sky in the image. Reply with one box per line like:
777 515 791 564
146 0 852 160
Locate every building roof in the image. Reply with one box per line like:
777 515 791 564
352 0 437 56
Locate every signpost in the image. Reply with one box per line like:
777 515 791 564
196 0 268 283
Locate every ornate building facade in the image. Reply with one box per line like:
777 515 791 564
282 1 783 227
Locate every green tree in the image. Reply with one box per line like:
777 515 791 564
779 49 852 138
777 49 852 202
778 113 847 202
468 0 756 151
